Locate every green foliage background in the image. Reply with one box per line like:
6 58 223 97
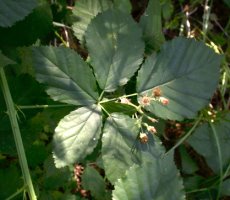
0 0 229 200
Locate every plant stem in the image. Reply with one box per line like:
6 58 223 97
0 68 37 200
210 123 223 200
6 185 27 200
99 93 138 104
203 0 212 41
17 104 74 109
165 115 202 155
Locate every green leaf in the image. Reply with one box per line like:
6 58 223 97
188 113 230 173
53 105 102 168
113 0 132 13
139 0 165 52
101 101 136 115
26 142 48 168
0 0 37 27
82 165 110 200
32 46 99 106
0 51 15 67
224 0 230 7
221 179 230 196
0 1 52 47
43 156 72 189
161 0 174 20
86 9 144 92
183 175 204 192
137 37 222 120
102 113 164 184
72 0 112 45
113 154 185 200
179 145 198 174
0 165 23 199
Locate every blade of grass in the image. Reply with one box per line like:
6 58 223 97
0 67 37 200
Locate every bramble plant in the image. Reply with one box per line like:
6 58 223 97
0 0 230 199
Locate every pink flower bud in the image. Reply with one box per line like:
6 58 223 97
159 97 169 105
139 133 148 144
120 97 130 104
152 87 161 97
140 96 151 106
148 126 157 134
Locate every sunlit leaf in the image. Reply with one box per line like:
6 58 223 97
137 37 222 120
72 0 112 44
0 0 37 27
113 154 185 200
32 46 99 106
86 9 144 92
53 105 102 168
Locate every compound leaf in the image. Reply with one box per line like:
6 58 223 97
32 46 98 106
0 0 37 27
137 37 222 120
113 154 185 200
102 113 164 184
53 105 102 168
188 113 230 173
86 9 144 92
72 0 112 45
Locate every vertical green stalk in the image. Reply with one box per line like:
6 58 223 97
210 122 223 200
0 67 37 200
203 0 212 41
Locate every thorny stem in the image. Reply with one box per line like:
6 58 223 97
0 68 37 200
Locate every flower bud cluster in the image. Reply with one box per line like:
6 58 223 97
140 87 169 107
139 124 157 144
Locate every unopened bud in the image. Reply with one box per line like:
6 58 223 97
152 87 161 97
159 97 169 105
147 126 157 134
120 97 130 104
139 133 148 144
